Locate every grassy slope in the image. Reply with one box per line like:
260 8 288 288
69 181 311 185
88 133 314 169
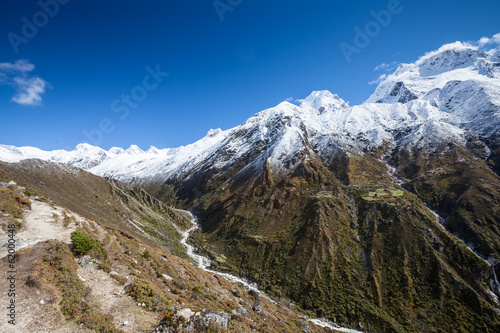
0 159 190 257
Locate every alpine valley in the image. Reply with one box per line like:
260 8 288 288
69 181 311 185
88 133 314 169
1 40 500 332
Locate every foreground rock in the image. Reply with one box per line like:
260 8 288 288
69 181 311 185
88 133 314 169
153 307 231 332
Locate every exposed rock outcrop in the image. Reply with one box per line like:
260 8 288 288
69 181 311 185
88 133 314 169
153 307 231 332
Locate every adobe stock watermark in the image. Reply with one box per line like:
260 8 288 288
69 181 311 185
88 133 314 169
6 223 17 325
82 65 169 146
339 0 411 63
213 0 243 22
7 0 71 54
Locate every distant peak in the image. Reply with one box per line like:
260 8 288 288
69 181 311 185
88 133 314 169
306 90 336 99
415 41 480 66
126 145 144 155
206 128 222 138
109 147 125 155
415 43 487 75
366 37 500 103
146 146 159 154
75 143 97 150
300 90 349 112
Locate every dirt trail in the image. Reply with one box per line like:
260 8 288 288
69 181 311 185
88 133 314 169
0 200 79 258
77 266 158 332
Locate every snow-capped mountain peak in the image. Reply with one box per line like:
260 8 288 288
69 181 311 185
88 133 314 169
75 143 101 152
300 90 349 113
146 146 160 154
109 147 125 155
368 41 500 104
416 42 486 72
125 145 144 155
0 145 25 163
366 39 500 138
206 128 222 138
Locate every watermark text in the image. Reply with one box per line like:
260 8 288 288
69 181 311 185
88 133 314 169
339 0 409 63
6 223 16 325
7 0 71 54
82 65 169 146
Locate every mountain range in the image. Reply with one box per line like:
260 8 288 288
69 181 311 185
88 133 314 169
2 41 500 178
1 39 500 332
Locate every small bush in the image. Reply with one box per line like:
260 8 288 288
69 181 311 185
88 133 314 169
71 232 94 255
15 194 31 207
0 188 24 218
111 274 128 285
127 278 171 312
98 261 112 273
71 231 108 260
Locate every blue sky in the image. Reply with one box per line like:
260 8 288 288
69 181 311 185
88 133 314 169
0 0 499 151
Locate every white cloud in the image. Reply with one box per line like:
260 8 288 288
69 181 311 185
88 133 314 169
0 60 35 73
286 97 294 102
12 77 47 105
0 59 48 106
478 37 491 47
368 74 387 85
492 33 500 44
476 33 500 47
374 63 390 71
374 61 399 73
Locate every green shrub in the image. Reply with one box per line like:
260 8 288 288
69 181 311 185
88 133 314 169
71 232 94 255
71 231 108 259
127 278 171 312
